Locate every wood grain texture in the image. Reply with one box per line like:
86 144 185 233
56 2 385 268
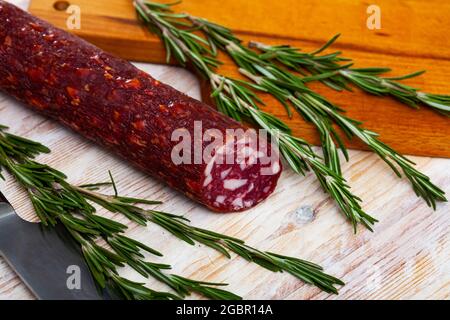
0 61 449 300
27 0 450 158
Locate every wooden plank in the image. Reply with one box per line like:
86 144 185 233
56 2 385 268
27 0 450 158
0 62 449 300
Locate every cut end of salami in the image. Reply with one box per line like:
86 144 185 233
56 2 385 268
0 1 282 213
199 133 282 212
202 165 281 212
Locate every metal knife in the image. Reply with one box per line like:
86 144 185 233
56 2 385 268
0 191 110 300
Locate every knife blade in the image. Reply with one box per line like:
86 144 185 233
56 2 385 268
0 191 110 300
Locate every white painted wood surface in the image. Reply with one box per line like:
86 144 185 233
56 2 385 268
0 0 449 300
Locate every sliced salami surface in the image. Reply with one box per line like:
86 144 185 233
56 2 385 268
0 1 281 212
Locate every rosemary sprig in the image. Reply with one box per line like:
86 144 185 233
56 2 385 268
0 127 240 300
0 125 343 295
78 185 344 294
249 36 450 116
226 46 446 210
135 0 377 231
184 12 446 210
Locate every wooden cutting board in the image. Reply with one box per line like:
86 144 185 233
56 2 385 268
28 0 450 158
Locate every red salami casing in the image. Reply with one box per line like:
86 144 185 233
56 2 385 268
0 1 281 212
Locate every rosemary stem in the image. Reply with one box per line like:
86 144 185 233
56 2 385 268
135 1 380 231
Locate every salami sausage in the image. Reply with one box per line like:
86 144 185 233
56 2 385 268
0 1 281 212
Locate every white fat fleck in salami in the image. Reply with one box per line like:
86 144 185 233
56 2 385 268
203 151 220 187
244 200 254 208
204 156 216 179
203 138 237 186
237 145 261 171
232 197 244 209
215 195 226 204
203 174 213 187
223 179 248 190
271 162 281 175
220 168 232 179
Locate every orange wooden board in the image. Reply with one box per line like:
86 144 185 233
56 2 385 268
28 0 450 158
